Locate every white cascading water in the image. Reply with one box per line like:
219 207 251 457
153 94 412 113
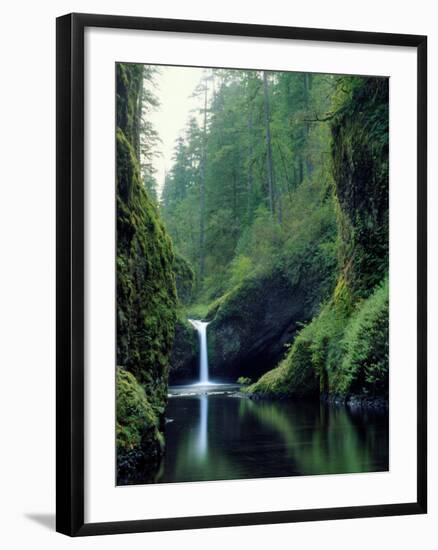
188 319 210 384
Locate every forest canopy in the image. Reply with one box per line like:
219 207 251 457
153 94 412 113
161 70 338 303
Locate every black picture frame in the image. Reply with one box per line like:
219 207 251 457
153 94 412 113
56 12 427 537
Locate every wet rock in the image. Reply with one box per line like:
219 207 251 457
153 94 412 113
208 271 320 381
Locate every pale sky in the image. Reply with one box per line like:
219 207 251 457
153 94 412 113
146 65 205 197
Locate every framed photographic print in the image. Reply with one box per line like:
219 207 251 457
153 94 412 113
56 13 427 536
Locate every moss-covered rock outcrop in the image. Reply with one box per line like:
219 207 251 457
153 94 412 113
207 271 318 381
116 368 164 483
248 77 389 400
116 63 177 480
332 77 389 300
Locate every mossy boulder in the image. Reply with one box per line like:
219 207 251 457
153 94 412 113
116 368 164 483
207 270 323 381
247 303 343 397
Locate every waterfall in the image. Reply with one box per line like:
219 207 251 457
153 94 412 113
188 319 210 384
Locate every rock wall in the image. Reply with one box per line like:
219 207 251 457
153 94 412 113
168 318 198 384
332 77 389 300
207 261 335 382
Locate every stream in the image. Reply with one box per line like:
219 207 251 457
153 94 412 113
153 386 389 484
136 320 388 485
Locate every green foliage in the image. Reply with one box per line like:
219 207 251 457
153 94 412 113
237 376 252 386
299 303 349 393
235 176 338 295
162 70 338 300
186 302 211 320
336 277 389 396
229 255 254 289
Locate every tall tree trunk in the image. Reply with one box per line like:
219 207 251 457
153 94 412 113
263 71 275 216
133 66 144 161
303 73 313 178
247 110 254 221
277 189 283 224
276 143 293 202
298 157 304 184
235 143 242 230
199 83 208 281
233 170 238 225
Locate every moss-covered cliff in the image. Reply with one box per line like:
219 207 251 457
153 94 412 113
248 78 389 400
116 63 177 482
332 77 389 299
173 254 195 305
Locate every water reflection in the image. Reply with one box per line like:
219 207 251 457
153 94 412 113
197 395 208 456
151 392 388 484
